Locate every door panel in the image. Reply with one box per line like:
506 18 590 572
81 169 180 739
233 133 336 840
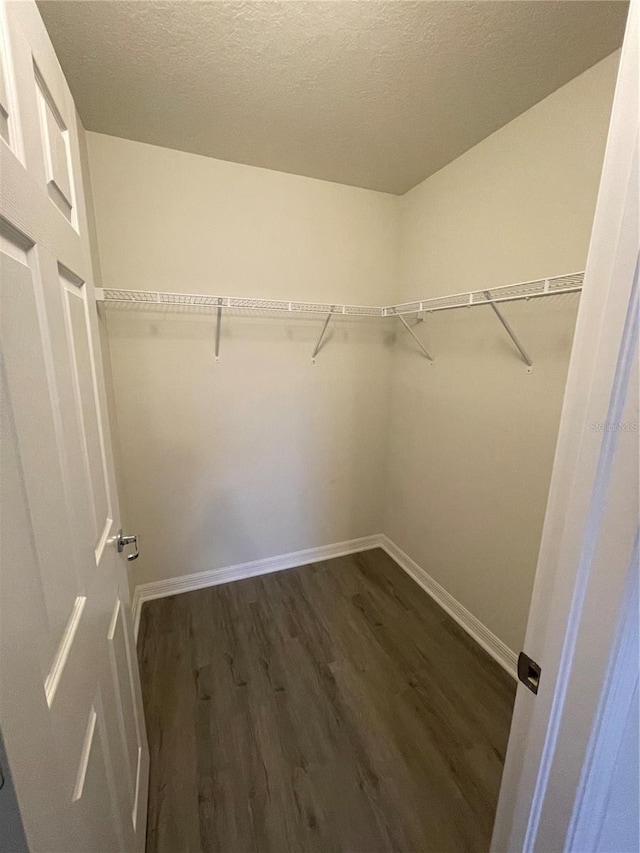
108 599 141 803
34 64 75 222
72 692 124 853
1 242 82 853
105 594 148 834
59 263 112 550
37 250 97 563
1 240 80 662
0 25 11 145
0 3 149 850
0 2 21 158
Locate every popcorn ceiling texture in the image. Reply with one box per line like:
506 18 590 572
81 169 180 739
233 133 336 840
38 0 627 194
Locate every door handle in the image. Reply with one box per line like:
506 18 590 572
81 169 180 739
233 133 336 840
116 529 139 561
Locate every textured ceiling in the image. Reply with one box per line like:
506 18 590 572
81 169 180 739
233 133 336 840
38 1 628 194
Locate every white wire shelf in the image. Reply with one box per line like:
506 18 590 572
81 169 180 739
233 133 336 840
95 271 584 367
95 288 384 317
382 272 584 316
95 271 584 318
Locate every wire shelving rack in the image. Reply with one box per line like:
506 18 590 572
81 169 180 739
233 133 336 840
96 270 584 368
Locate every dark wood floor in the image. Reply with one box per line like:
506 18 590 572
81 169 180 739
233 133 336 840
137 548 516 853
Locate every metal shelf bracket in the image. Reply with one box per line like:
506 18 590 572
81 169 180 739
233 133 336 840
484 292 533 372
215 300 223 361
396 314 434 362
312 311 334 362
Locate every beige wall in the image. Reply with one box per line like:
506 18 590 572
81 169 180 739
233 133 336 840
87 133 398 587
385 53 619 653
87 51 618 654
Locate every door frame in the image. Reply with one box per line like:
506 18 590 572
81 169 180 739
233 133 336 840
491 0 638 849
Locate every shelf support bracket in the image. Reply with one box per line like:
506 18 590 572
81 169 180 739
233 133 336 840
396 314 434 362
215 301 223 361
483 292 532 371
312 311 333 362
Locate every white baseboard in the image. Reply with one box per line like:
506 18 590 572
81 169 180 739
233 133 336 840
379 535 518 679
132 533 518 680
132 534 383 639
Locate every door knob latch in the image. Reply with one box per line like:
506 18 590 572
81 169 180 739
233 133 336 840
116 529 139 561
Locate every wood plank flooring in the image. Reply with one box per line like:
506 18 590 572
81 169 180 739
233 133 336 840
137 548 516 853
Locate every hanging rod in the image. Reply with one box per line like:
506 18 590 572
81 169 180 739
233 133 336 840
95 271 584 317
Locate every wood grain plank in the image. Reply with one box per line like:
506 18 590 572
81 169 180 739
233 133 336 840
138 548 516 852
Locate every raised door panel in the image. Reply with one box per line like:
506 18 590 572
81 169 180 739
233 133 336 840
34 65 75 222
107 598 146 831
0 2 24 160
0 336 80 853
59 264 113 556
71 695 125 853
0 37 9 142
0 225 83 671
37 250 97 559
0 10 12 145
7 3 78 218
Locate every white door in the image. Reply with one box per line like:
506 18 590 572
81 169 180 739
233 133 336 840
0 2 149 851
491 1 638 850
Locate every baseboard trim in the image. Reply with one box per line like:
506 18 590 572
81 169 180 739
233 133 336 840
380 536 518 680
132 534 383 639
132 533 518 680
